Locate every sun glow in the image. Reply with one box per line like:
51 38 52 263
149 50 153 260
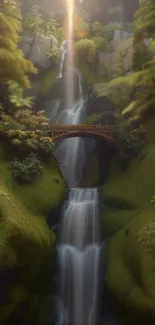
65 0 74 109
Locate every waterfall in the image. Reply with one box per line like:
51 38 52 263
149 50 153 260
56 189 101 325
54 63 86 187
52 29 101 325
57 41 68 79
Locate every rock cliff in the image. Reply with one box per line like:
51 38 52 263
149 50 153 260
20 33 58 69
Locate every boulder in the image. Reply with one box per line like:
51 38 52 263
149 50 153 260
20 33 58 69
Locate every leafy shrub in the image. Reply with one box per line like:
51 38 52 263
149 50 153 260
92 37 108 51
10 154 43 183
46 48 60 66
115 120 144 169
39 137 55 159
75 39 97 64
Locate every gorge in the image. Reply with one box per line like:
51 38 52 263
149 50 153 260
1 0 155 325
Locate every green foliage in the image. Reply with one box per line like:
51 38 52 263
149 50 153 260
92 21 118 43
8 81 34 108
108 0 155 119
46 47 60 66
41 69 57 95
92 37 108 51
73 12 90 40
138 221 155 249
54 27 65 45
0 107 55 158
0 0 37 87
124 22 135 33
92 22 104 37
134 0 155 41
84 113 101 125
10 154 43 183
102 23 119 42
132 42 152 71
23 5 64 44
115 120 144 168
114 50 127 77
101 118 155 321
23 5 43 35
75 39 97 65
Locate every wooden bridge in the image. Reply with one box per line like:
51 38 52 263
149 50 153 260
47 124 115 142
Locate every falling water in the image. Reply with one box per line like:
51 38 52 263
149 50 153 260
52 1 102 324
57 40 68 79
56 189 101 325
54 50 86 186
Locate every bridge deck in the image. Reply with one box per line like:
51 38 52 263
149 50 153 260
47 124 115 142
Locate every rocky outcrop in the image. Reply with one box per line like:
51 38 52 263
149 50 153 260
20 33 58 69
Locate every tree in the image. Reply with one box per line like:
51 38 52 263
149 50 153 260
75 39 97 67
46 48 60 66
23 5 65 44
108 0 155 119
23 5 43 35
0 0 36 88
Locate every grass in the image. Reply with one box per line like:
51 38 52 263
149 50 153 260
0 145 66 216
13 158 66 216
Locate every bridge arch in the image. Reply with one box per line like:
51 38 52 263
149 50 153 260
47 124 115 144
52 131 114 143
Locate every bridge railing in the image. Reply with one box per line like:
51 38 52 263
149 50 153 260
48 124 114 131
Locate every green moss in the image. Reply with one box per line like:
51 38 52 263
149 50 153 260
13 158 66 216
41 69 57 95
102 117 155 320
83 113 101 125
0 146 66 216
0 143 66 323
106 208 155 318
79 64 109 85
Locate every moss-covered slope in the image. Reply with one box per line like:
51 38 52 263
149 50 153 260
102 118 155 322
0 144 66 324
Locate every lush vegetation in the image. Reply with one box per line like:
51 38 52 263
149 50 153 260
24 5 64 45
2 0 155 324
0 0 36 87
0 1 66 324
108 0 155 119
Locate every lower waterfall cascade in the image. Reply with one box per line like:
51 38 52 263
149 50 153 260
56 188 101 325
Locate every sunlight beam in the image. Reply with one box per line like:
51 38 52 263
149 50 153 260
65 0 74 109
